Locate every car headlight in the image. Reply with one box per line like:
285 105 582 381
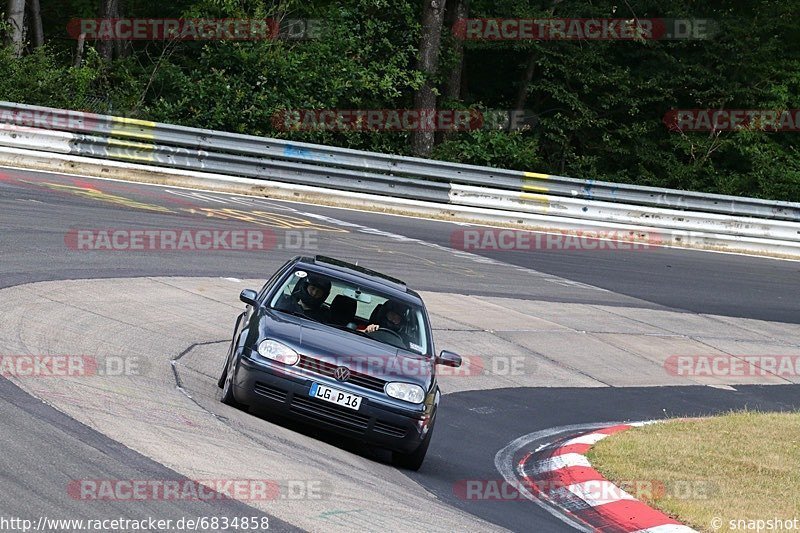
385 382 425 404
257 340 299 366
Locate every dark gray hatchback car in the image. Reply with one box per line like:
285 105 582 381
218 255 462 470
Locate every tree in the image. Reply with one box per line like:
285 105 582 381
0 0 796 200
6 0 25 57
443 0 467 102
27 0 42 48
411 0 446 156
98 0 119 61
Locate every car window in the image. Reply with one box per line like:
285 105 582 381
268 268 430 355
357 298 383 321
257 259 293 301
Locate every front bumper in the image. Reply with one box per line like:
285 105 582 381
233 351 433 453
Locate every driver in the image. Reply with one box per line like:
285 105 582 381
276 274 331 322
365 300 409 342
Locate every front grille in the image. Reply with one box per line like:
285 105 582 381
297 355 387 393
254 382 287 402
291 395 370 432
250 378 411 441
373 420 408 438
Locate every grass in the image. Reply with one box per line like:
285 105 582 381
587 411 800 532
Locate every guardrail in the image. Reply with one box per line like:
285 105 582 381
0 101 798 256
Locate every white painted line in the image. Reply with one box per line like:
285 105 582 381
2 160 797 262
1 162 616 292
502 420 700 532
496 422 649 533
546 486 590 513
530 453 591 474
561 432 611 446
566 479 636 507
706 384 737 391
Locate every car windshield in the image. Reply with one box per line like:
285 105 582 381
268 268 430 355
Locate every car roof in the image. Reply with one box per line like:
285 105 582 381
292 255 423 303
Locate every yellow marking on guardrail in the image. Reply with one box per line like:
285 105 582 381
110 116 157 141
184 208 349 232
106 138 157 162
521 171 551 212
522 171 550 193
523 171 549 180
519 192 550 213
108 117 157 162
107 138 154 150
521 184 549 193
28 181 173 213
519 192 550 202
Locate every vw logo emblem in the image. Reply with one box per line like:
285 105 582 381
334 366 351 382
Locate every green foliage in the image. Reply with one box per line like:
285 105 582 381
433 129 541 169
2 0 799 201
461 0 800 200
140 0 422 154
0 45 112 111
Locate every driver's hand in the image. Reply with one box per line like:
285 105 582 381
365 324 380 333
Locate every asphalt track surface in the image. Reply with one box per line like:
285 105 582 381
0 376 296 532
0 166 798 532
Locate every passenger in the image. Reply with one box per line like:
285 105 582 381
275 274 331 322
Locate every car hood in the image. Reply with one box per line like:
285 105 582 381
259 309 433 387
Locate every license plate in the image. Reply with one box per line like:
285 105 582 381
309 383 362 411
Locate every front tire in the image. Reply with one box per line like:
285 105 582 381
392 422 434 471
217 358 228 389
220 349 243 408
218 336 236 389
219 315 243 389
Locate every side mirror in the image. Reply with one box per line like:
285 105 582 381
239 289 259 307
436 350 462 368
